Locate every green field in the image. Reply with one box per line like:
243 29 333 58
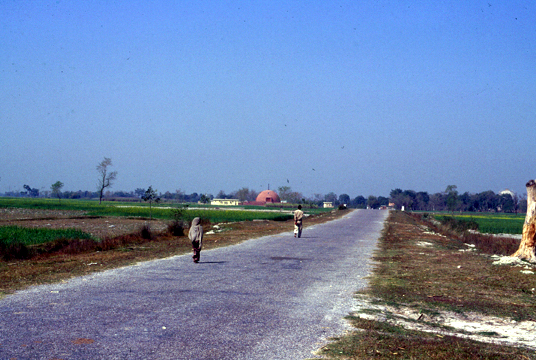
0 197 320 222
0 226 94 246
0 197 326 246
434 213 525 235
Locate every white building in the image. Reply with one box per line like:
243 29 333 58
499 189 515 198
211 199 240 206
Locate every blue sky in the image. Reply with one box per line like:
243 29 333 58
1 1 535 198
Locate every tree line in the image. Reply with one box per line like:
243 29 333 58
388 185 526 213
2 158 526 213
6 184 525 213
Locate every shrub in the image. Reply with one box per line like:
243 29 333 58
139 223 153 240
167 221 185 236
167 208 187 236
438 216 479 233
0 240 31 261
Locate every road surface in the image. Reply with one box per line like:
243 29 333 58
0 209 388 359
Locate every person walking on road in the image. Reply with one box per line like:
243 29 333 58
189 217 203 263
294 205 304 238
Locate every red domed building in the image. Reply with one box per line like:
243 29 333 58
255 190 281 204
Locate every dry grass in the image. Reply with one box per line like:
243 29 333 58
318 317 534 360
316 211 536 360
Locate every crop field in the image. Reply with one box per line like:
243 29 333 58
0 226 94 246
433 213 525 235
0 198 309 223
0 197 327 250
93 206 294 222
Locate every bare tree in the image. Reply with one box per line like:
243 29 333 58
512 180 536 263
96 157 117 204
232 187 258 202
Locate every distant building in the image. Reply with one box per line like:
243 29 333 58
255 190 281 204
211 199 240 206
499 189 515 198
323 202 333 208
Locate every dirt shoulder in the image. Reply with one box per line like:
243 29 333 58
0 208 349 297
316 211 536 359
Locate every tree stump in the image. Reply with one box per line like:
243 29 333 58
512 180 536 263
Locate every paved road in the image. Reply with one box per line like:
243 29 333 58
0 209 388 360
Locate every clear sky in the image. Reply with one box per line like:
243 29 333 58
1 1 535 198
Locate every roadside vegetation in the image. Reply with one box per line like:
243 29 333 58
315 211 536 359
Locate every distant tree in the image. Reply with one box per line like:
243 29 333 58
513 193 522 215
429 192 446 211
311 193 324 206
499 193 514 213
389 188 403 209
199 194 210 204
50 181 64 204
96 157 118 204
324 192 337 204
415 191 430 211
287 191 304 204
134 188 146 199
188 192 200 203
445 185 459 213
378 196 389 207
233 187 258 202
367 195 380 209
277 186 292 201
142 186 160 219
389 189 416 210
23 184 39 197
338 194 350 206
175 189 185 201
477 190 498 212
276 186 302 204
351 195 367 209
458 192 473 212
519 197 528 213
216 190 231 199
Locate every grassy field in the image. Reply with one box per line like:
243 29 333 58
0 197 319 223
433 213 525 235
0 226 94 246
87 205 294 222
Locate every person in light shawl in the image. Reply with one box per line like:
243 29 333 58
188 217 203 263
294 205 304 238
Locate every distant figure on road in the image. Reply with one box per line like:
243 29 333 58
189 217 203 263
294 205 304 238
